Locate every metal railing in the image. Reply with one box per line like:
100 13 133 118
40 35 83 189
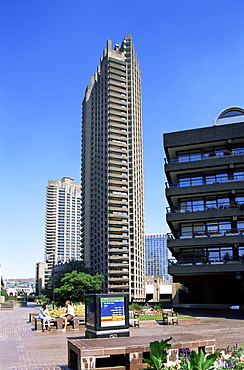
167 228 244 239
168 257 244 266
166 173 244 188
165 149 244 164
166 202 243 213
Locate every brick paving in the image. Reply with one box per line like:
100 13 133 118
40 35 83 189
0 303 243 370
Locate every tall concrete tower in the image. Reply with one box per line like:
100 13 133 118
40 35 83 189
44 177 81 285
81 35 145 301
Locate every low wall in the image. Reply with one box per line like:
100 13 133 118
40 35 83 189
14 301 27 307
68 334 216 370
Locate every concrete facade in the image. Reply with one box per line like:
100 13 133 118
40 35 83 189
35 262 47 295
81 35 145 301
145 275 172 303
44 177 81 285
163 107 244 305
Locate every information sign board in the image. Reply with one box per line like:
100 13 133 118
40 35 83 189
100 296 125 327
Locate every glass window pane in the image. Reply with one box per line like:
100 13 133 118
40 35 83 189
234 171 244 181
190 153 201 161
236 195 244 203
181 224 192 237
206 223 218 232
205 174 215 184
180 200 191 212
193 223 205 232
219 222 231 232
208 249 220 259
206 199 217 209
216 173 228 182
191 176 202 186
179 177 191 187
192 200 204 211
237 221 244 231
178 154 190 163
218 198 229 207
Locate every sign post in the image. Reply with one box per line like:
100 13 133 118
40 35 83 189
85 293 130 338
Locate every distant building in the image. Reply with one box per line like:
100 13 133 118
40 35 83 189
81 35 145 301
145 234 172 282
5 278 35 296
35 262 47 296
145 275 172 303
164 107 244 305
44 177 81 285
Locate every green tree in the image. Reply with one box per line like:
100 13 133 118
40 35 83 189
1 289 8 300
42 260 92 301
35 294 50 304
54 260 91 289
54 271 104 303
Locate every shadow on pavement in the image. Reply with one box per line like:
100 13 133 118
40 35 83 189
176 308 244 319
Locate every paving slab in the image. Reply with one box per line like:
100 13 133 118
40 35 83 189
0 303 243 370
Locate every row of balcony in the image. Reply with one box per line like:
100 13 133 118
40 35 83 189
168 228 244 239
165 149 243 164
168 257 244 266
166 202 244 214
166 173 244 188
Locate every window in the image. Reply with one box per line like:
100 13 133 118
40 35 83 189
219 109 244 118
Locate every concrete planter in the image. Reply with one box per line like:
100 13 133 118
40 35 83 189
0 296 5 303
14 301 27 307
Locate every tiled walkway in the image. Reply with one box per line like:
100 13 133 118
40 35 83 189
0 303 243 370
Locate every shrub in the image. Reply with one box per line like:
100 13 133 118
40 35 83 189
129 303 141 311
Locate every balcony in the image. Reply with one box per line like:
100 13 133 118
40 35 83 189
167 229 244 248
166 173 244 189
167 202 242 214
165 149 244 164
168 258 244 276
166 203 243 222
168 228 244 239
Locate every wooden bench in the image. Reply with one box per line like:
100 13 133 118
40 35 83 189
29 312 39 323
35 317 63 330
130 312 140 327
67 316 85 329
35 316 85 330
1 301 14 310
162 311 178 325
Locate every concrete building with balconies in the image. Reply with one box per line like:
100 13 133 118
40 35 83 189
44 177 81 286
81 35 145 301
163 107 244 306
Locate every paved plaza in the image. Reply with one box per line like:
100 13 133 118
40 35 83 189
0 303 243 370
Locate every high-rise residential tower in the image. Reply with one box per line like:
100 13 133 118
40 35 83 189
145 234 172 282
81 35 145 301
44 177 81 284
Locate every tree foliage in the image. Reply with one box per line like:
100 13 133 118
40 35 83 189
1 289 8 300
42 260 92 300
54 260 91 289
54 270 104 303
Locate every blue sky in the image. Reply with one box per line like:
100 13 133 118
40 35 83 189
1 0 244 279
